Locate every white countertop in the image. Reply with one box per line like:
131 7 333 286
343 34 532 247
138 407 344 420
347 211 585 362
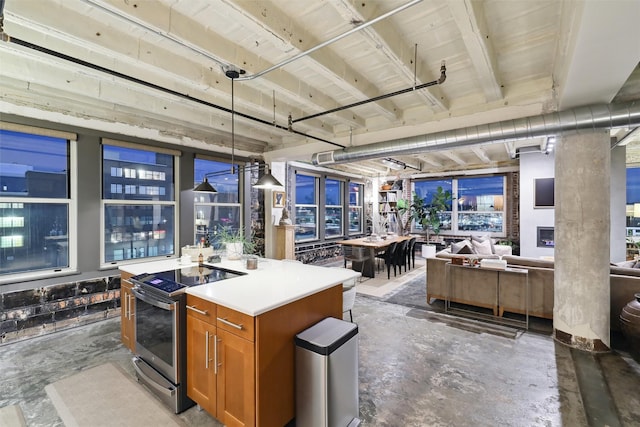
119 258 360 316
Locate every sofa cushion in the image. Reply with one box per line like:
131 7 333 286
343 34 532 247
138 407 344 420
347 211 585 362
472 239 493 255
493 245 513 256
611 265 640 278
502 255 554 269
451 239 474 254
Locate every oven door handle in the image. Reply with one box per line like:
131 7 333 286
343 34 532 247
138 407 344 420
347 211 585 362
132 288 175 311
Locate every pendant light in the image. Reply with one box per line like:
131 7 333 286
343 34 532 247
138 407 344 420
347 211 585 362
193 66 283 192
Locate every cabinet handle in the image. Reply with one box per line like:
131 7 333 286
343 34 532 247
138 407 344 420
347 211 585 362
187 305 208 315
126 294 131 320
214 335 219 375
217 317 243 330
205 331 210 369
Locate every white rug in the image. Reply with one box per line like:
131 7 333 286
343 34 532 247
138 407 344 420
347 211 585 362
0 405 26 427
45 363 185 427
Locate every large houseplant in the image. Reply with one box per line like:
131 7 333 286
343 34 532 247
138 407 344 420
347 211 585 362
397 187 452 240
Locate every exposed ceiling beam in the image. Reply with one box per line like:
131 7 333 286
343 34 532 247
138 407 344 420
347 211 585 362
441 151 467 166
503 141 517 159
220 0 399 122
416 155 443 168
448 0 503 102
328 0 449 111
470 146 491 163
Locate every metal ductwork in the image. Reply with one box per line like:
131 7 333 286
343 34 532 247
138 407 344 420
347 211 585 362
311 101 640 165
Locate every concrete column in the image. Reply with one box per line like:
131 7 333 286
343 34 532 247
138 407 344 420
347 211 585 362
554 130 610 351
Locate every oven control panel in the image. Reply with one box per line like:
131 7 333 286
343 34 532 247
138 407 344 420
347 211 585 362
131 273 187 296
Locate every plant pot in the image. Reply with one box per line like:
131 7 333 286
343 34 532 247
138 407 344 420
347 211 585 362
225 242 244 260
620 293 640 357
381 184 392 190
421 244 436 258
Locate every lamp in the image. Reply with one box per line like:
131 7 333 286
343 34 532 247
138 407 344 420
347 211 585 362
194 163 283 193
253 164 284 189
193 177 217 193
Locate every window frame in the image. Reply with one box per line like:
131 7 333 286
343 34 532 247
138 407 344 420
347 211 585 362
0 127 77 284
100 141 179 268
294 172 320 242
193 157 243 246
348 181 365 236
324 177 344 239
412 174 506 237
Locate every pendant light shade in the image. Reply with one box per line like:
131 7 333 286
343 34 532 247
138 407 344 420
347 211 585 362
254 171 284 189
193 164 282 192
193 177 217 193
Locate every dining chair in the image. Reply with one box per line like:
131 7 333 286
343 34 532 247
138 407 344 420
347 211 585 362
330 267 357 322
377 241 398 280
394 240 409 274
406 237 417 270
342 245 371 282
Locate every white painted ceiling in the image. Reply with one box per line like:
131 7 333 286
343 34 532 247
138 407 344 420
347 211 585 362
1 0 639 177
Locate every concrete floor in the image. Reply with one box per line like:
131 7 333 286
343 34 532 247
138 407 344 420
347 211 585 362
1 288 640 426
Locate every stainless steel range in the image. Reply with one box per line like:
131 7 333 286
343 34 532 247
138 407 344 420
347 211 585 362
130 265 244 413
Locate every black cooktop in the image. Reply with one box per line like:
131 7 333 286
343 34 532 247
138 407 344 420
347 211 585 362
131 265 245 297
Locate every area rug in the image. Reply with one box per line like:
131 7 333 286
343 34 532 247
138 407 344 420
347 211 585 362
373 275 552 337
45 363 185 427
382 274 429 310
0 405 26 427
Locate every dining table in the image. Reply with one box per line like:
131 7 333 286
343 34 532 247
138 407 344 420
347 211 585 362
337 234 413 278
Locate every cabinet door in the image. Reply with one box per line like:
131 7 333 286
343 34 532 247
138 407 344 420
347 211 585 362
120 279 135 351
217 329 255 427
186 314 217 415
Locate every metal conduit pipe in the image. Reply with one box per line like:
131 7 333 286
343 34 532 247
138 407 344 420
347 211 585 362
235 0 423 82
82 0 422 82
311 101 640 165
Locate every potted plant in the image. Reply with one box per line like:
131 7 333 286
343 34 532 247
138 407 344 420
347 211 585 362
210 227 256 260
397 187 452 241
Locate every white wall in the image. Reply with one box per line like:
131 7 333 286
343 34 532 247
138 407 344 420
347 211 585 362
265 161 286 259
519 150 555 258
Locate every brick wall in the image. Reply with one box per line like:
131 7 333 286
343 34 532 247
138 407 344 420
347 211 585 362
0 275 121 345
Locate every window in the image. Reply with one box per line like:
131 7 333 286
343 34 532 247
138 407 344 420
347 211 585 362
295 174 318 241
0 129 73 278
413 179 452 233
325 179 343 238
102 143 176 265
348 182 364 235
413 175 505 235
457 176 504 233
194 158 241 247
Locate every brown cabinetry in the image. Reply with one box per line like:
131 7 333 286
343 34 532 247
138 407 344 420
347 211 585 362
186 294 255 427
120 272 135 351
186 285 342 427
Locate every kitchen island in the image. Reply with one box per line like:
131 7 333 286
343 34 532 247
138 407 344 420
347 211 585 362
119 257 359 427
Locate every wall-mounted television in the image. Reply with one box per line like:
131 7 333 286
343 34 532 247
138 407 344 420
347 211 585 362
534 178 554 208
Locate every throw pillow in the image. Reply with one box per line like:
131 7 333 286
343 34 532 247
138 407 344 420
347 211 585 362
451 239 474 254
493 245 512 257
471 234 495 254
472 238 493 255
456 244 474 255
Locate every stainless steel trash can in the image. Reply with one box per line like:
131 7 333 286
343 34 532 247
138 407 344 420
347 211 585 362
295 317 360 427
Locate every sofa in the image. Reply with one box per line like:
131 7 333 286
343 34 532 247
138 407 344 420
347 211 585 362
426 249 640 329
